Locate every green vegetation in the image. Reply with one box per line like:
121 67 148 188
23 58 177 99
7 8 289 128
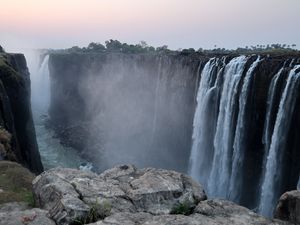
47 39 170 54
0 45 4 53
45 40 299 56
170 200 195 216
71 199 112 225
0 161 35 206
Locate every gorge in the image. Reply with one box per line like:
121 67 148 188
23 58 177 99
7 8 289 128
1 46 300 223
37 50 300 218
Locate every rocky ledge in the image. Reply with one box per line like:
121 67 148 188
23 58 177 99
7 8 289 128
32 165 293 225
0 164 298 225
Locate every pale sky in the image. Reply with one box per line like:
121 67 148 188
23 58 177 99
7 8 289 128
0 0 299 51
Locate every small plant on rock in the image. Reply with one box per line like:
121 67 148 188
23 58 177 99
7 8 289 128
170 200 195 216
71 199 112 225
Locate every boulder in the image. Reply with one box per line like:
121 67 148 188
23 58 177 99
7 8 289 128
274 190 300 224
33 165 206 224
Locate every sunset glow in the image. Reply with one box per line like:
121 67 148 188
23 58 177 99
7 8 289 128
1 0 299 50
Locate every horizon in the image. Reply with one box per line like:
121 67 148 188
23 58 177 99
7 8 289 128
0 0 299 52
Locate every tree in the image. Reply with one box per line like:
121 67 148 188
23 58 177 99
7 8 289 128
105 39 123 51
0 45 4 53
87 42 106 52
68 46 81 53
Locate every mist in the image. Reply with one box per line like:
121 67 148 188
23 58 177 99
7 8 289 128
45 53 197 172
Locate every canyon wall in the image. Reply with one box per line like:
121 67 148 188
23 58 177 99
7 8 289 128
0 52 43 173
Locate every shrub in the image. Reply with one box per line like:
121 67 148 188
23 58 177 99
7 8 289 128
170 200 195 216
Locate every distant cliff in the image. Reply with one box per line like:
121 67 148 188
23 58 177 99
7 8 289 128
0 51 43 173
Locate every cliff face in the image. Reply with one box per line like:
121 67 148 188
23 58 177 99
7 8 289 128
48 53 206 172
0 52 43 173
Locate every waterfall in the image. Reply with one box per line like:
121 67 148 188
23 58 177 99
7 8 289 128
228 56 261 202
259 65 300 217
262 67 284 156
208 55 248 198
188 58 225 188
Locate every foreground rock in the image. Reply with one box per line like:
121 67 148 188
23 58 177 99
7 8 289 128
275 190 300 224
33 165 206 224
0 207 55 225
88 200 289 225
32 165 292 225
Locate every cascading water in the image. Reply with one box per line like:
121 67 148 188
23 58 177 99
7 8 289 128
262 67 285 158
228 56 261 202
188 54 300 217
259 65 300 217
27 52 91 170
208 55 248 198
188 57 225 188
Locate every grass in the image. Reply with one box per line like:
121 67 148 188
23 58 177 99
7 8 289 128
0 161 35 206
71 200 112 225
170 200 195 216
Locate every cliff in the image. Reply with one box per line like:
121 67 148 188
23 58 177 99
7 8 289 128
0 52 43 173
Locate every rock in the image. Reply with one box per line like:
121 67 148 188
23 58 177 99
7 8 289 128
33 165 206 224
0 208 55 225
274 190 300 224
87 200 289 225
0 202 30 212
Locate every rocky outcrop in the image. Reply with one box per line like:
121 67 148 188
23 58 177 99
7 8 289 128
275 190 300 224
88 200 289 225
32 165 290 225
0 52 43 173
33 165 206 224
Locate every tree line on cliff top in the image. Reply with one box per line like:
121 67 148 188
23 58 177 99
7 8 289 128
45 40 298 55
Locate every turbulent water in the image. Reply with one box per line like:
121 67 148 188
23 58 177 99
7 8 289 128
26 52 90 170
189 55 300 217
